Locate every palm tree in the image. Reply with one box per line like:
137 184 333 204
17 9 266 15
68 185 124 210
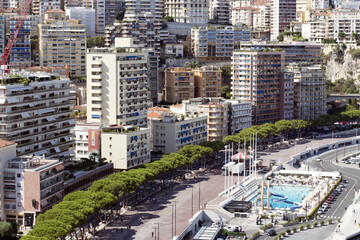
338 32 346 40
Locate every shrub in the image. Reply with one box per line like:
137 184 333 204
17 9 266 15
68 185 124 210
292 226 297 232
351 48 360 60
328 219 333 224
275 236 279 240
320 220 324 226
313 222 318 227
338 218 341 223
306 223 311 229
281 231 286 236
299 225 304 231
260 214 269 219
260 223 273 231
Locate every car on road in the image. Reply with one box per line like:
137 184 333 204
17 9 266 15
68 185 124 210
267 229 277 236
326 199 332 204
318 208 324 214
316 158 322 162
323 202 329 207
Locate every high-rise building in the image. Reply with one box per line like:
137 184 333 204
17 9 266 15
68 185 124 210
0 15 5 59
209 0 231 24
327 10 360 43
86 38 150 128
191 26 251 62
287 63 326 120
87 38 151 170
39 10 87 77
0 141 64 227
164 0 208 24
231 50 286 125
0 72 75 161
270 0 296 40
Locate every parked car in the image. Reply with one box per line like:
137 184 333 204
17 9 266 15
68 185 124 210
316 158 322 162
267 229 277 236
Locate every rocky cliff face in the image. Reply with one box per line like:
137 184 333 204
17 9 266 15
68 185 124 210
324 44 360 83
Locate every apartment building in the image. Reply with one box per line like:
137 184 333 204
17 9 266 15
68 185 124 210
164 68 195 104
0 73 74 161
72 123 102 161
162 41 183 58
230 6 259 27
191 26 251 62
105 12 161 52
282 71 294 120
311 0 329 9
240 42 323 65
270 0 297 40
39 10 86 77
101 125 150 170
199 103 229 142
164 0 208 24
170 97 252 139
226 100 252 134
327 10 360 43
8 15 32 70
209 0 231 24
148 109 207 154
287 64 326 120
0 141 64 227
194 66 222 98
231 50 286 125
31 0 61 15
65 7 96 37
301 21 327 43
86 38 150 128
0 15 5 58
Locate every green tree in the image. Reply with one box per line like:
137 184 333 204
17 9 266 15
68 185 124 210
0 221 13 239
163 16 174 22
352 32 360 41
275 120 292 140
338 32 346 40
221 85 231 98
183 61 201 68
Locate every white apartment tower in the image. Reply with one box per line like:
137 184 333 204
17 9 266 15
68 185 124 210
87 38 150 128
0 73 75 161
270 0 297 40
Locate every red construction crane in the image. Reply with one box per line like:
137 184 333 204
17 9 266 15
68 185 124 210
0 0 33 73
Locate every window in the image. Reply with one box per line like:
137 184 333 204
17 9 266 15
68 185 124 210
17 202 21 207
109 137 112 140
109 145 112 149
109 152 112 156
17 174 21 178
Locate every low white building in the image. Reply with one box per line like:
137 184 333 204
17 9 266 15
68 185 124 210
148 111 207 154
101 125 150 171
225 100 252 135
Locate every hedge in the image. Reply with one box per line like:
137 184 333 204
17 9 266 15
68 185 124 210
260 223 273 231
248 231 260 240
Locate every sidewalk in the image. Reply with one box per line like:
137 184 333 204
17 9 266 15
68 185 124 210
327 190 360 240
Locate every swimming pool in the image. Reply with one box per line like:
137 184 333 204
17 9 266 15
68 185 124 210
251 185 312 209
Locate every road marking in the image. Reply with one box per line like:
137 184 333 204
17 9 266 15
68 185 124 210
319 161 359 218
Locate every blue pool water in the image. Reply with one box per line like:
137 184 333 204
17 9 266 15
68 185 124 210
251 185 312 209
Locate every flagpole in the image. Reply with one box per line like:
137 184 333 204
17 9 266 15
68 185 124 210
244 136 246 179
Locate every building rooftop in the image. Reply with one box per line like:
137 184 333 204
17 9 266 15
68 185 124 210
6 155 61 171
0 72 66 86
0 139 16 148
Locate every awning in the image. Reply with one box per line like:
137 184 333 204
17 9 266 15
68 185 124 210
64 136 70 141
50 139 57 145
40 199 48 207
7 97 19 103
54 147 61 153
232 152 251 160
21 112 30 118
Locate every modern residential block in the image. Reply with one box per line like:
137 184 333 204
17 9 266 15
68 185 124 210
72 123 102 161
0 141 64 227
191 26 251 62
148 108 207 154
65 7 96 37
39 10 87 77
86 38 150 128
0 72 75 161
270 0 297 40
209 0 231 24
287 63 326 120
327 10 360 43
31 0 61 16
101 125 150 170
231 50 286 125
194 66 222 98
